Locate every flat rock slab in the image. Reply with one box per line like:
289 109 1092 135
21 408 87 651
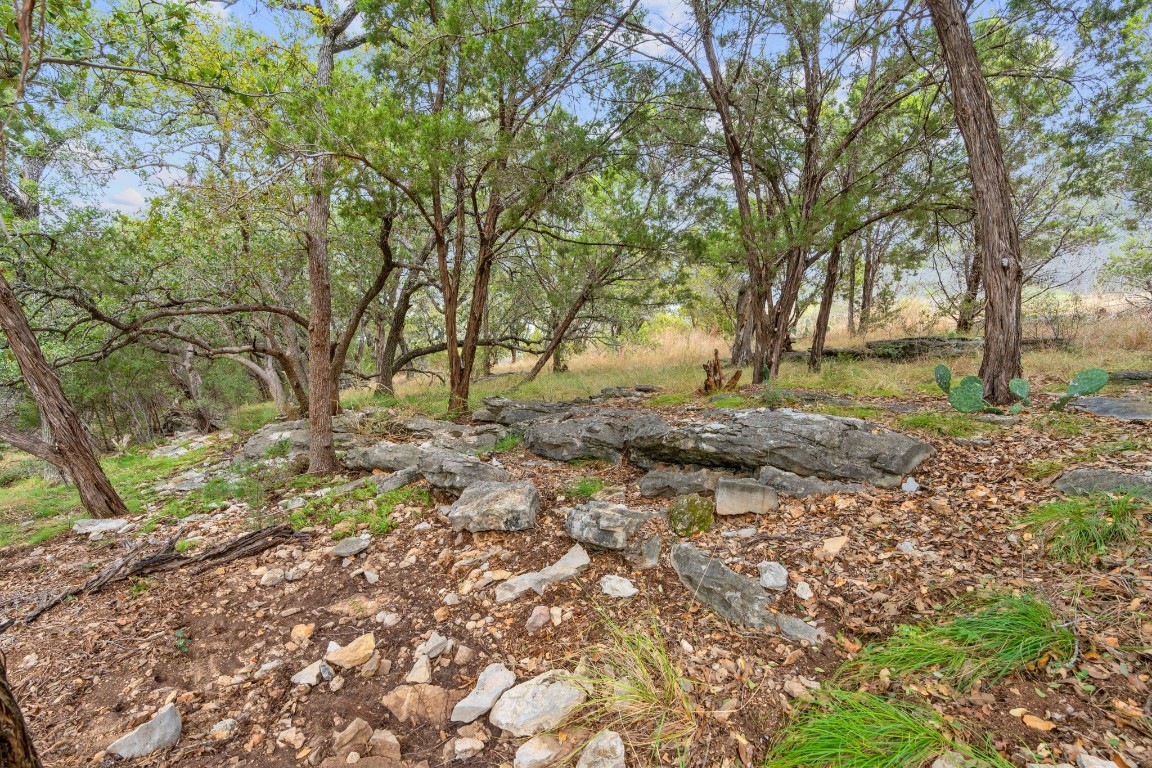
241 418 355 460
331 536 371 557
73 519 129 536
757 466 864 496
448 481 539 532
639 468 732 498
343 440 510 492
496 545 590 603
671 543 820 643
1054 468 1152 497
521 408 667 463
107 703 182 758
1072 397 1152 422
632 409 932 488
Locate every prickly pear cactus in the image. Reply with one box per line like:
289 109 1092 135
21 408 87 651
1009 378 1031 405
1067 368 1108 397
934 364 952 394
1053 367 1109 411
947 375 989 413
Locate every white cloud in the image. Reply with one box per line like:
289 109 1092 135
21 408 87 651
102 187 147 214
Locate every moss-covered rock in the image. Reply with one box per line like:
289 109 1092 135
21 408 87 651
667 494 715 537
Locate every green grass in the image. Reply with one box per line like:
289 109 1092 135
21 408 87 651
1023 494 1147 564
200 476 268 508
263 438 292 459
1030 412 1102 438
808 403 885 420
763 690 1012 768
570 612 697 759
0 445 210 548
1024 459 1065 479
286 485 429 537
175 538 200 553
843 593 1074 691
707 395 756 409
226 402 280 433
648 391 693 407
558 477 605 500
896 412 993 438
485 433 523 454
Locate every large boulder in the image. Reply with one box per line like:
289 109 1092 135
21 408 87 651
638 468 733 498
398 415 507 453
241 415 359 460
473 397 587 425
448 481 540 532
670 543 820 643
343 440 509 492
1071 396 1152 422
521 409 666 463
757 466 864 496
343 440 425 472
1054 467 1152 497
632 409 932 488
418 448 510 492
564 501 656 551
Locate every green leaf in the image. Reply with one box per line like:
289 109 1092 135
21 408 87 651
934 364 952 394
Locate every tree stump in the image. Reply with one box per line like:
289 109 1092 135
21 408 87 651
700 349 742 395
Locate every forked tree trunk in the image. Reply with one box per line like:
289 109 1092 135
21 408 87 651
0 653 42 768
0 272 128 519
926 0 1023 403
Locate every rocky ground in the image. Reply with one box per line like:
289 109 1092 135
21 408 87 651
3 384 1152 768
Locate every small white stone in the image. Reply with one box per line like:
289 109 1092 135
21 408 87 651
794 581 814 600
901 476 920 493
599 575 638 598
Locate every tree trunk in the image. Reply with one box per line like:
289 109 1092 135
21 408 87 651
730 285 755 367
0 653 42 768
955 244 982 333
926 0 1023 404
0 272 127 518
808 239 843 372
304 25 341 474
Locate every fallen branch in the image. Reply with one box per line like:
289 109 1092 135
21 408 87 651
4 524 301 633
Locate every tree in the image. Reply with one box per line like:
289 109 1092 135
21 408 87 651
0 651 42 768
925 0 1024 403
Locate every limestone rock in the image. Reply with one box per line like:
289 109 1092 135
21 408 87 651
758 561 788 591
638 468 728 498
326 633 376 669
565 502 655 551
1071 396 1152 422
381 684 459 727
521 408 666 463
447 481 539 532
107 704 182 758
72 519 129 537
632 409 933 488
575 730 625 768
333 718 372 752
331 536 371 557
496 545 591 603
488 670 587 737
667 494 714 537
757 466 865 496
515 734 567 768
671 543 820 642
406 654 432 684
451 663 517 723
418 447 511 492
599 575 638 598
714 478 778 516
1054 467 1152 497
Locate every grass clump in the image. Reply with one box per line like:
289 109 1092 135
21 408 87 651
844 593 1074 691
570 613 697 759
559 477 605 500
809 403 885 420
287 485 429 538
1023 494 1146 564
896 412 991 438
226 402 280 433
263 438 292 459
485 434 523 454
200 476 268 509
763 690 1011 768
1024 458 1065 479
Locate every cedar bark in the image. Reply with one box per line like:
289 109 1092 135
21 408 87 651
0 272 128 518
0 652 42 768
808 239 843 372
926 0 1023 403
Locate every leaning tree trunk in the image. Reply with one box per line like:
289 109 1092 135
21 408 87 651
955 243 982 334
0 272 128 519
808 239 844 372
730 285 755 368
0 653 42 768
926 0 1023 404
